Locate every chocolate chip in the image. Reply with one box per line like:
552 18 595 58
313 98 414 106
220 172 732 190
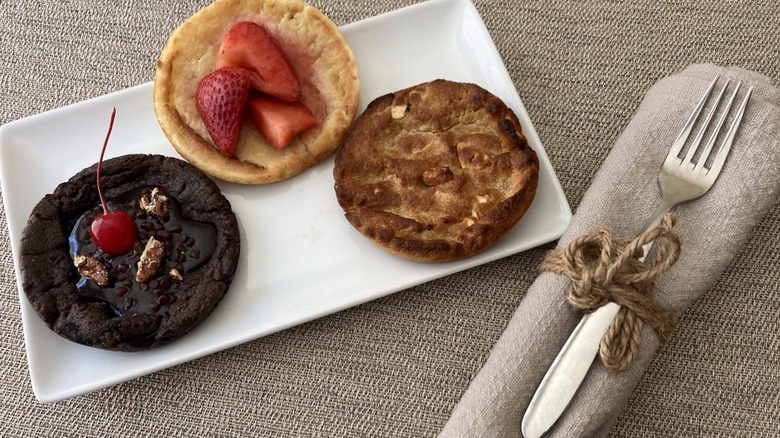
190 249 200 259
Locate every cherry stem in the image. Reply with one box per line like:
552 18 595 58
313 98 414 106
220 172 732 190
97 107 117 215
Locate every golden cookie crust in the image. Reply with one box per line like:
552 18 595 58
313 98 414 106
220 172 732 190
154 0 359 184
333 80 539 262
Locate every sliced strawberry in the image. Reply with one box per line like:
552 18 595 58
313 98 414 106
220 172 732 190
216 22 300 103
195 67 251 157
247 98 317 149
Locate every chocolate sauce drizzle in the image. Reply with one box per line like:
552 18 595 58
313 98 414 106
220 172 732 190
69 187 217 317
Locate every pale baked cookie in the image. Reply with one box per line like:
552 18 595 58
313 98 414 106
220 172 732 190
333 80 539 262
154 0 359 184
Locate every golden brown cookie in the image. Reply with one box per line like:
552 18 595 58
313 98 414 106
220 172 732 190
154 0 359 184
333 80 539 262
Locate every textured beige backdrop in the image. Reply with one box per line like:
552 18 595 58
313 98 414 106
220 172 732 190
1 0 778 437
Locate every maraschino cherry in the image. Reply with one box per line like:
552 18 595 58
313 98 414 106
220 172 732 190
89 108 137 256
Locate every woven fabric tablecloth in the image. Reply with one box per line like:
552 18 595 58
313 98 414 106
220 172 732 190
1 1 778 436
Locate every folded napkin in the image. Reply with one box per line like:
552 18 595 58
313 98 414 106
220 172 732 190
439 64 780 437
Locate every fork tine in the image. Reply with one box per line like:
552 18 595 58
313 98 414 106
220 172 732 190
707 85 753 176
681 78 731 167
667 76 720 162
693 81 742 173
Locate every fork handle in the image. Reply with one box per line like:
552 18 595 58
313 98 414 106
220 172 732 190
522 204 672 438
640 197 674 232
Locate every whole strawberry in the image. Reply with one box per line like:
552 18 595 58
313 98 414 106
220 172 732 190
196 67 251 157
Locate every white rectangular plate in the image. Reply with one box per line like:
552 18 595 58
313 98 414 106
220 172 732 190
0 0 571 402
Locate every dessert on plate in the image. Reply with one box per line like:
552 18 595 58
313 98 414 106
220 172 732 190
154 0 360 184
19 152 240 352
333 79 539 262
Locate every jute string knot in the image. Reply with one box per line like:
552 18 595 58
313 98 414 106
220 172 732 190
540 213 681 371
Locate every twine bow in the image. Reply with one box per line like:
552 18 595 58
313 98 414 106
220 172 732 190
540 213 681 371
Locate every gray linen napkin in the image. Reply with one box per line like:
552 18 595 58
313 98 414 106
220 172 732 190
439 63 780 437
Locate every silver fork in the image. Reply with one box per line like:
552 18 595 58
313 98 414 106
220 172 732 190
522 76 753 438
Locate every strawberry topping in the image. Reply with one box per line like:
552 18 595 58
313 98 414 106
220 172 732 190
196 67 251 157
196 21 317 153
247 98 317 149
216 22 301 103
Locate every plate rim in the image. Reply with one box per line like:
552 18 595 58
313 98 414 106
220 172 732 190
0 0 572 402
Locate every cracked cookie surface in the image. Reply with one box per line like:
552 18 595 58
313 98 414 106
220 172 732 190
333 80 539 262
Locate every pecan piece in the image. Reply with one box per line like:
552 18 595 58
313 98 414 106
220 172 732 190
140 187 170 221
169 268 184 282
73 254 109 286
422 166 454 186
136 237 165 283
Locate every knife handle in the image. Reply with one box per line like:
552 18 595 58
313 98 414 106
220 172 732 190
521 302 621 438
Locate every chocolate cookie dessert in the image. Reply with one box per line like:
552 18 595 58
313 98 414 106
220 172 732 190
19 154 240 351
333 80 539 262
